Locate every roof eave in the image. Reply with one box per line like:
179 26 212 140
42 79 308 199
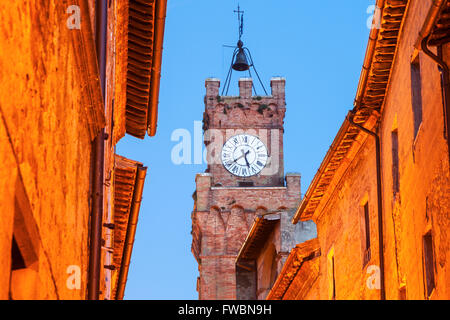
114 159 147 300
236 213 280 267
266 238 321 300
292 114 352 224
147 0 167 137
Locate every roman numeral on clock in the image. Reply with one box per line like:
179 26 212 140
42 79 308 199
224 161 233 168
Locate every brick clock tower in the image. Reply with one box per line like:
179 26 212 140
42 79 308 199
191 77 302 300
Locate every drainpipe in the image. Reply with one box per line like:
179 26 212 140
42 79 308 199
414 0 449 164
88 0 107 300
414 0 446 51
347 112 386 300
421 38 450 165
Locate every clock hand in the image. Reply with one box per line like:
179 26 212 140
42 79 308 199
234 153 246 162
234 149 247 162
243 150 250 168
244 156 250 168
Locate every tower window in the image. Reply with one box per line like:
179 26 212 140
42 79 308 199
411 56 423 138
423 232 436 298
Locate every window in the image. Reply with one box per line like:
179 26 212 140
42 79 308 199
423 232 436 298
362 202 371 266
392 129 399 194
327 247 336 300
411 56 423 138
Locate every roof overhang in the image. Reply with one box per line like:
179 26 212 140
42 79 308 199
354 0 408 116
266 238 321 300
118 0 167 139
293 113 358 223
112 154 147 300
236 213 280 270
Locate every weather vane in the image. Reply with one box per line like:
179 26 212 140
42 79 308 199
234 5 244 40
222 4 268 96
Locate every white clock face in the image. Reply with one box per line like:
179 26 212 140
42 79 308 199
221 134 268 177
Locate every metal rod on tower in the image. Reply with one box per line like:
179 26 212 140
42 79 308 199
222 5 267 96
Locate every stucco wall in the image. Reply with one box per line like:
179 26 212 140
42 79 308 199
379 0 450 300
0 1 98 299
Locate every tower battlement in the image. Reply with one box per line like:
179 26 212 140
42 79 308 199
205 77 285 105
203 78 286 132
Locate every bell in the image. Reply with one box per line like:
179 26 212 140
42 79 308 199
232 48 250 71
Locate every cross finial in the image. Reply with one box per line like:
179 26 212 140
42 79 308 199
234 4 244 40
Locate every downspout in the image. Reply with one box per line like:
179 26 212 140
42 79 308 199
88 0 107 300
414 0 450 164
413 0 446 51
147 0 168 137
422 38 450 164
420 33 450 163
347 112 386 301
116 166 147 300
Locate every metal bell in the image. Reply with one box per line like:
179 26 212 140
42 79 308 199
232 44 250 71
232 49 250 71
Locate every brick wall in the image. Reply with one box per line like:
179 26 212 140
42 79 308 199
192 78 304 300
192 184 301 299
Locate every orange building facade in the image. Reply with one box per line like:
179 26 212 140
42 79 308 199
0 0 166 299
271 0 450 300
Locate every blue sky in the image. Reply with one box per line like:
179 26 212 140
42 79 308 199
117 0 375 299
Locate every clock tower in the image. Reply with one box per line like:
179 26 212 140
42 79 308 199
191 77 303 300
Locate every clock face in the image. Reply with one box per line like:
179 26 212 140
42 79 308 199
221 134 268 177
